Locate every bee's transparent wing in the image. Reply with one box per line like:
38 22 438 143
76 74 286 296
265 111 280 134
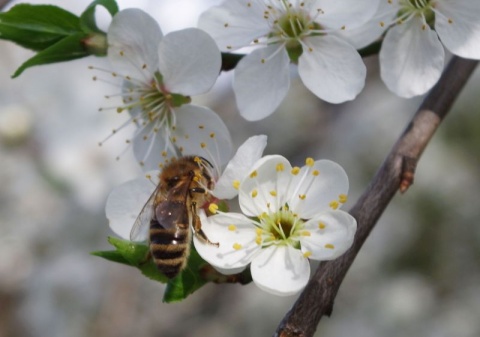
130 187 159 242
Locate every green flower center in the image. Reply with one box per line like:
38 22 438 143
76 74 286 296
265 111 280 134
257 205 304 248
266 2 322 63
120 71 191 126
398 0 435 27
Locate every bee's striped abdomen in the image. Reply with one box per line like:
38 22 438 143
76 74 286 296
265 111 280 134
149 206 191 278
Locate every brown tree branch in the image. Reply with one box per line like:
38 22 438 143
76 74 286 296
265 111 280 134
274 56 479 337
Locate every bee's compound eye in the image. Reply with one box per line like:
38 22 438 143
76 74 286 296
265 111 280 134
167 176 180 188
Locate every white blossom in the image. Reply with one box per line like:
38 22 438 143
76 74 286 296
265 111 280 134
342 0 480 97
194 155 357 296
198 0 379 121
96 8 232 170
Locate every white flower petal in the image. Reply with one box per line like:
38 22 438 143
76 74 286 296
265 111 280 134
309 0 380 30
337 0 395 49
379 17 445 97
239 155 292 217
159 28 221 96
301 210 357 261
288 159 349 218
233 46 290 121
198 0 270 51
132 105 232 171
213 135 268 199
132 122 172 171
298 35 366 103
172 104 233 167
209 265 248 276
251 245 310 296
105 174 158 240
435 0 480 59
108 8 162 81
193 212 260 270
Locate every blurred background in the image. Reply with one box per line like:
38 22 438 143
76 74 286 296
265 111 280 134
0 1 479 336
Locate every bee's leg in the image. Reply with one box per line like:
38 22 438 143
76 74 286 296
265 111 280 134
190 187 206 194
191 201 219 247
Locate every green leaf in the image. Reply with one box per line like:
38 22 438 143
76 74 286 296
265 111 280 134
90 250 130 265
80 0 119 33
12 32 89 78
92 237 169 284
106 236 150 265
163 246 209 303
0 4 81 51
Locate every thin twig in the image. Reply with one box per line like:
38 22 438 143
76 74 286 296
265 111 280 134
274 56 479 337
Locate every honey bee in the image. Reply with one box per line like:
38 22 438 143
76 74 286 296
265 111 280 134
130 156 219 279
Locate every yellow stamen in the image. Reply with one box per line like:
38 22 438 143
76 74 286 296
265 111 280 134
306 157 315 167
291 167 300 175
209 203 219 214
233 243 242 250
318 222 326 229
251 189 258 198
303 251 312 258
232 180 240 190
270 190 277 197
249 170 258 178
299 194 306 200
339 194 348 203
329 200 339 210
276 163 285 172
325 244 335 249
312 170 320 176
301 231 311 236
228 224 236 231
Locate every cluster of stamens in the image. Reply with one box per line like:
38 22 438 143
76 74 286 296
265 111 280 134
224 1 336 62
